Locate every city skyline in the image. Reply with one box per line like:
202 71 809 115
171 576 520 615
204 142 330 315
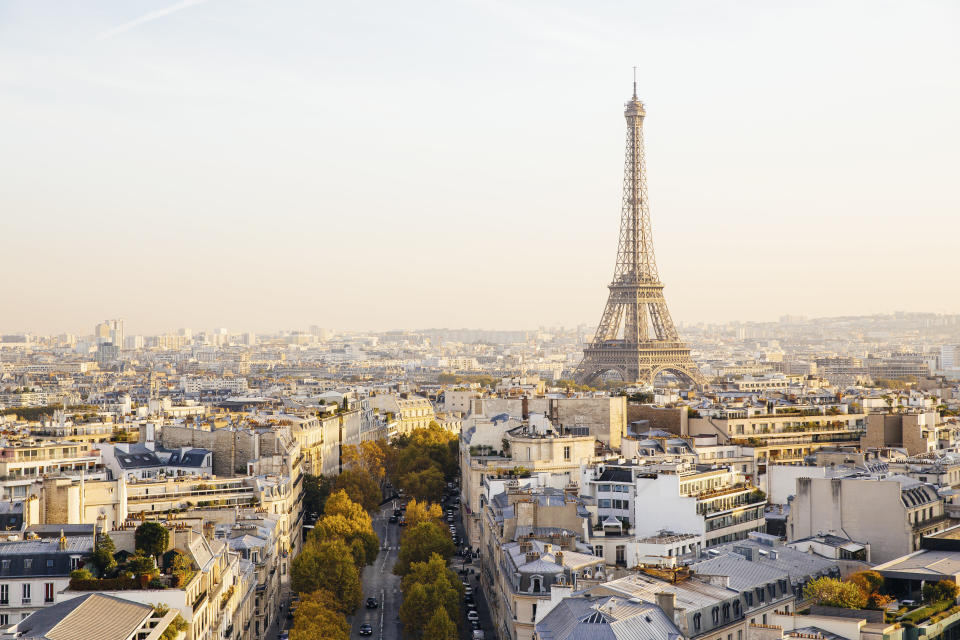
2 1 958 335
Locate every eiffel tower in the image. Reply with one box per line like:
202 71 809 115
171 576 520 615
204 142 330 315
574 83 705 388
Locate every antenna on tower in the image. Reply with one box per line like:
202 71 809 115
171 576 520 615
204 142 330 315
632 66 638 99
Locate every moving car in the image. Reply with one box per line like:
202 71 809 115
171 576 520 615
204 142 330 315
388 515 398 523
359 623 373 636
366 597 378 609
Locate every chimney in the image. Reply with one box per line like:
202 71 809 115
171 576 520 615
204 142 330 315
525 551 540 564
655 591 676 622
522 397 529 420
555 551 564 566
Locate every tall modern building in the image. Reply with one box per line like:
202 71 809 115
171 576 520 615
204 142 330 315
95 319 124 350
574 86 704 388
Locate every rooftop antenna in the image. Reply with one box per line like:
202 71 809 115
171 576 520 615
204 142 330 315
632 66 638 99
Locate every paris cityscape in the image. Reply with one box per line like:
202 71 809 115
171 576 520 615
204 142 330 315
1 2 959 640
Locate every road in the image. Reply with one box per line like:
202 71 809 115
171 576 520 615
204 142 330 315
274 490 493 640
350 500 402 640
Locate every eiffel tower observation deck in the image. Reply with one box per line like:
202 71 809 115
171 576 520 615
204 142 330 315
574 84 706 389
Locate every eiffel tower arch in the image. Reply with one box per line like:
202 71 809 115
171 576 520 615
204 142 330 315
574 85 706 389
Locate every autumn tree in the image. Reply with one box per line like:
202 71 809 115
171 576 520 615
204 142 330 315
290 590 350 640
923 580 959 603
291 538 362 613
399 554 462 639
342 441 387 483
333 469 381 512
403 499 443 528
803 577 868 609
394 522 455 576
423 608 458 640
400 466 446 503
848 571 884 596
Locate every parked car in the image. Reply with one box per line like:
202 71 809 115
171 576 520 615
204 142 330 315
467 611 479 621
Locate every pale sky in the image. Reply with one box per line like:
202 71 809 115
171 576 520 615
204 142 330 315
1 1 958 336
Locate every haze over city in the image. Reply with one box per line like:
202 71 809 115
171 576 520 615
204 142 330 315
2 0 958 335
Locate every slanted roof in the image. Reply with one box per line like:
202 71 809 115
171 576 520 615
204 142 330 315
14 593 153 640
536 595 681 640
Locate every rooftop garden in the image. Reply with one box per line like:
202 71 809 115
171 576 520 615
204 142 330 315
69 524 196 591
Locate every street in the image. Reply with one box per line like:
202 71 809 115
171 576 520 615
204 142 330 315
274 490 494 640
349 501 403 640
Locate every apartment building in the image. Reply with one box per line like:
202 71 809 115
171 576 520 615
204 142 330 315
580 461 766 555
62 524 252 640
369 394 435 434
688 410 866 477
788 475 954 562
861 411 960 455
0 443 107 501
461 414 596 546
0 532 92 626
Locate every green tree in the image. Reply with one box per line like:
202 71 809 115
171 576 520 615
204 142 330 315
124 552 158 577
290 590 350 640
394 522 455 576
303 474 333 515
135 522 170 560
803 577 868 609
291 538 362 613
90 532 117 575
160 614 188 640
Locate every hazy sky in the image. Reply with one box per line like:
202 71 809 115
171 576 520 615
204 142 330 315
1 1 958 336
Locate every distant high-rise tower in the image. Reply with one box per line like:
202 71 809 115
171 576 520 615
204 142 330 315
574 85 705 388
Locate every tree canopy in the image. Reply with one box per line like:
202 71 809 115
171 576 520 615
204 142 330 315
403 499 443 529
394 521 455 576
134 522 169 559
291 538 362 613
333 469 382 512
399 554 462 639
290 590 350 640
803 577 868 609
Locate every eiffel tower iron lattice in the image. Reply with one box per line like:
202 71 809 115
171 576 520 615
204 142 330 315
574 86 706 388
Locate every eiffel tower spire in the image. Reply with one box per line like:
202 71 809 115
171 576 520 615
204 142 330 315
574 86 705 388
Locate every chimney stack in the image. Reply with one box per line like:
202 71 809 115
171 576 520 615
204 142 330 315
655 591 676 622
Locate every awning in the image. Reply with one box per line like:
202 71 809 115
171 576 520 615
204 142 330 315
840 543 865 552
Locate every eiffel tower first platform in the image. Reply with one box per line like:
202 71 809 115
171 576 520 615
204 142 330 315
574 84 706 389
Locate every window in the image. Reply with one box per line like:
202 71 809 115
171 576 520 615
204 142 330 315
0 584 7 605
733 601 741 617
712 607 720 625
0 614 6 625
44 583 54 603
70 557 81 570
563 446 571 461
598 484 611 492
532 603 537 621
693 613 701 632
756 587 765 603
723 603 730 621
532 578 542 593
21 584 30 604
22 559 31 570
598 499 611 508
46 559 54 568
616 546 626 566
593 545 603 557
